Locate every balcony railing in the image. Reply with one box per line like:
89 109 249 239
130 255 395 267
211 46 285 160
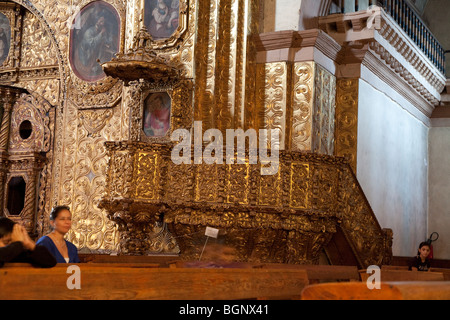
330 0 446 75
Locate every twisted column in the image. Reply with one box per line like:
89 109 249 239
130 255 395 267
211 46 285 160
0 86 24 217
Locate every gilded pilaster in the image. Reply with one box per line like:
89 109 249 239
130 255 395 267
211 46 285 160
290 62 314 151
256 62 288 149
312 64 336 155
335 78 359 173
194 0 256 134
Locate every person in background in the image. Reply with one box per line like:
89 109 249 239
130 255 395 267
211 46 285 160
36 205 80 263
408 241 431 271
0 217 56 268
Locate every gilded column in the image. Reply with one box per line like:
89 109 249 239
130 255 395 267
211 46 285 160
0 89 18 152
0 88 21 216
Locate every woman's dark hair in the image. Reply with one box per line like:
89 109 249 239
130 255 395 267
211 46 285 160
416 241 431 256
50 205 71 221
419 242 430 249
0 217 15 238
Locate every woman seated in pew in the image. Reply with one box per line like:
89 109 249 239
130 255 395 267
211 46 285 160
408 242 431 271
36 205 80 264
0 217 57 268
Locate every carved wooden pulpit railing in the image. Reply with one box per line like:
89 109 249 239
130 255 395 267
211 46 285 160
99 142 392 268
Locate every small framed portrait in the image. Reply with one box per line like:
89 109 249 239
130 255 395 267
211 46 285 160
69 1 120 82
0 12 11 66
143 92 171 138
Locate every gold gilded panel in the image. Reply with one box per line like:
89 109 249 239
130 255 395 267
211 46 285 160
309 164 338 212
290 62 314 151
335 78 359 173
256 61 288 150
109 151 133 198
225 162 249 205
312 64 336 155
20 10 58 67
134 152 159 200
166 161 194 203
258 165 282 207
289 162 309 209
194 164 220 203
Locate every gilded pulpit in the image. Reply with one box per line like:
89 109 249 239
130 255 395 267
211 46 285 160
97 1 392 267
0 0 393 268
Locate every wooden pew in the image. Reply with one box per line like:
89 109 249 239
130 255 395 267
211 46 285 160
170 261 361 283
259 264 361 283
300 282 450 300
0 263 309 300
430 268 450 281
79 253 177 267
359 269 445 282
381 265 409 271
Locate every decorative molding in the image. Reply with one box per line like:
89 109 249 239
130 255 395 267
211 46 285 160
254 29 344 67
317 6 445 116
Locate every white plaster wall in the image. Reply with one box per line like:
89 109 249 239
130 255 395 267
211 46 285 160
263 0 332 32
357 79 429 257
275 0 302 31
428 127 450 259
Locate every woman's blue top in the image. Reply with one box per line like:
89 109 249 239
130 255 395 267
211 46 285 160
36 236 80 263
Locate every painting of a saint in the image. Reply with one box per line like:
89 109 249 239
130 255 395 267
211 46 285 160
0 13 11 66
144 0 179 40
69 1 120 82
143 92 171 137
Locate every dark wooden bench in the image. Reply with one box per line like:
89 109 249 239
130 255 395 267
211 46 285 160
0 263 309 300
300 281 450 300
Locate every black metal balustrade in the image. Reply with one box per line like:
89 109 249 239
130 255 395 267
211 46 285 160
330 0 446 75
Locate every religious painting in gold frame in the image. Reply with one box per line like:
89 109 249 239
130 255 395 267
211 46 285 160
0 2 17 70
142 91 171 138
67 0 126 109
0 12 11 67
69 1 121 82
143 0 189 49
135 79 194 143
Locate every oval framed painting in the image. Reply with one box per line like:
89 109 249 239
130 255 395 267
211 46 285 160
69 1 120 82
0 12 11 66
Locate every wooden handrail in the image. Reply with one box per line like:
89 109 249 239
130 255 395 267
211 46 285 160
331 0 446 74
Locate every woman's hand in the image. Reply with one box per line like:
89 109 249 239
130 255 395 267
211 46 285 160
10 224 25 243
20 225 35 251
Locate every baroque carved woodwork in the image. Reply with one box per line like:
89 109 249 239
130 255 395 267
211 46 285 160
256 61 336 154
0 0 394 266
100 142 392 265
0 88 54 236
335 78 359 173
